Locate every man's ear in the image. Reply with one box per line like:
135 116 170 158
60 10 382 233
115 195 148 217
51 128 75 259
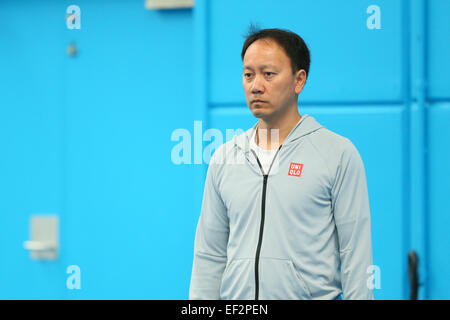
294 69 307 94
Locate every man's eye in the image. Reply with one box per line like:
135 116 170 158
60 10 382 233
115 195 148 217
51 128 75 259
265 72 274 77
244 73 253 78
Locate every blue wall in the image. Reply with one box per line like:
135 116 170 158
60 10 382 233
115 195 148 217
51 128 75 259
0 0 448 299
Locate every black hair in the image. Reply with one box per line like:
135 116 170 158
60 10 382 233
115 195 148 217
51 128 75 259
241 26 311 78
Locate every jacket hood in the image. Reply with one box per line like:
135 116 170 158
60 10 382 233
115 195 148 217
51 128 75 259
234 114 323 154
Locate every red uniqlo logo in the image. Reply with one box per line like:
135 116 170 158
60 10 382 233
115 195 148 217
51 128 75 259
288 162 303 177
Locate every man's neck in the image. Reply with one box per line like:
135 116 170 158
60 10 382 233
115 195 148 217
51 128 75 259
256 107 302 150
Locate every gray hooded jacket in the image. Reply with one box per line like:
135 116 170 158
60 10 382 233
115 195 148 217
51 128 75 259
189 114 373 300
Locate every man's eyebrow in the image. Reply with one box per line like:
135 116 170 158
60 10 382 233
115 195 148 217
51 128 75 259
260 64 277 69
243 64 277 70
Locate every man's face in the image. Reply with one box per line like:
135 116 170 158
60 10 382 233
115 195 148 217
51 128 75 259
242 38 305 121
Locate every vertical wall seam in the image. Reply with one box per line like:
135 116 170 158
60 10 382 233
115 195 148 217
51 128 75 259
402 0 411 300
423 0 429 300
193 0 209 235
410 0 428 300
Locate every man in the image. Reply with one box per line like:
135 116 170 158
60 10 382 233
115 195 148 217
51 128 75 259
189 28 373 300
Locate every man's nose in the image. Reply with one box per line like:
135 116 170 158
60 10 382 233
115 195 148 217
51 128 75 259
251 75 264 94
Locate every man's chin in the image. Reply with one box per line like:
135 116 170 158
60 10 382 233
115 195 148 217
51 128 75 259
251 110 272 120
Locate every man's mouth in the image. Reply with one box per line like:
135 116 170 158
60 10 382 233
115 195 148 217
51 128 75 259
252 99 268 104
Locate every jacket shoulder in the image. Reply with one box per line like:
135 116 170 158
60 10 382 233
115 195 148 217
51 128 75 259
306 127 364 179
308 127 359 156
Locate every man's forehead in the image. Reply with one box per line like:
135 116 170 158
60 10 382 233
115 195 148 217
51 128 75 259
243 63 277 70
243 39 287 69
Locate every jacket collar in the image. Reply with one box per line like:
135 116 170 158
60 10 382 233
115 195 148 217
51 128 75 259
233 114 323 154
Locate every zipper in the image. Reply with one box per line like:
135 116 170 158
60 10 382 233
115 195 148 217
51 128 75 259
251 144 282 300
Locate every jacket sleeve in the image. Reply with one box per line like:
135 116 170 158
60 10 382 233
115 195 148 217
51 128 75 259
331 140 374 300
189 157 229 299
